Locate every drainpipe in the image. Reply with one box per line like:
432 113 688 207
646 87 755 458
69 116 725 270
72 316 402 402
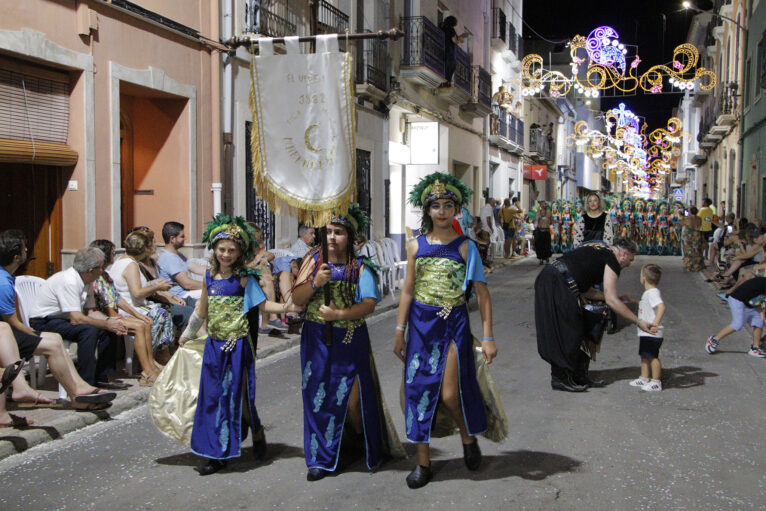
218 0 234 216
482 0 491 198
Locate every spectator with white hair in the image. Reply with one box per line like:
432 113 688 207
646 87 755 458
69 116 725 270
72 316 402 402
290 225 316 259
28 247 127 388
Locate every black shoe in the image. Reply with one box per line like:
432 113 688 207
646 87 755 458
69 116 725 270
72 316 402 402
551 375 587 392
587 378 607 388
252 428 267 461
463 439 482 471
307 468 327 481
406 464 432 489
195 459 226 476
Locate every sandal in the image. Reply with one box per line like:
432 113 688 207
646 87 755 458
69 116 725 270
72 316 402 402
71 401 111 412
74 390 116 404
15 393 65 409
0 360 24 394
139 373 157 387
0 413 34 428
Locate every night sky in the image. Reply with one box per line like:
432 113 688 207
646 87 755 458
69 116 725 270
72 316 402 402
522 0 714 130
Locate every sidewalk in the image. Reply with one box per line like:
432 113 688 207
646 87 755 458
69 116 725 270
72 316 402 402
0 253 527 460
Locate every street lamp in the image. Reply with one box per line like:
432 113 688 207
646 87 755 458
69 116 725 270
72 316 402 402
681 1 746 34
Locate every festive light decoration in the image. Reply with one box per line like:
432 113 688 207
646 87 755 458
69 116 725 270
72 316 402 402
521 26 717 97
568 104 685 200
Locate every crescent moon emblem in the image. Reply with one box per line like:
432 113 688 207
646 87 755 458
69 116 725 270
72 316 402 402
304 124 322 153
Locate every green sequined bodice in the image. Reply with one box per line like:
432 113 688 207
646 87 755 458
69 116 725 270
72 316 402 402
305 280 364 329
413 257 467 307
208 295 249 340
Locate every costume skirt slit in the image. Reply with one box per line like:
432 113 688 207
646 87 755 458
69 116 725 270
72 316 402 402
190 335 260 460
404 301 487 443
300 320 384 471
534 266 584 373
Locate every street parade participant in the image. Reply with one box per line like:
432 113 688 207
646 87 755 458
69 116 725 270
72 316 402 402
646 200 658 254
394 173 501 489
620 197 634 240
656 202 671 255
292 204 403 482
172 214 299 476
534 202 553 264
551 201 562 253
573 192 614 247
534 237 655 392
670 201 685 256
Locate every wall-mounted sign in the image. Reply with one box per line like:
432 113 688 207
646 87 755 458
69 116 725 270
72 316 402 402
523 164 547 180
409 122 439 165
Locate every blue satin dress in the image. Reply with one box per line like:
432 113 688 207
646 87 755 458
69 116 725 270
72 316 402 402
404 234 487 443
300 255 382 472
190 272 265 460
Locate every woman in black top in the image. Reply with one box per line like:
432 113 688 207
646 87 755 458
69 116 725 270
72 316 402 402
440 16 465 86
534 238 654 392
573 192 614 247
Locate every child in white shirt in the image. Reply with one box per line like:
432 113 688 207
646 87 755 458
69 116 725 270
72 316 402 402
629 264 666 391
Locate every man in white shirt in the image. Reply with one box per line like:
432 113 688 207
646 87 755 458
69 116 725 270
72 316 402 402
290 225 316 259
29 247 128 387
479 198 495 235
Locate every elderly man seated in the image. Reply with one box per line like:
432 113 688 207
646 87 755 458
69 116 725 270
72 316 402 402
0 230 116 409
28 247 128 388
289 225 315 259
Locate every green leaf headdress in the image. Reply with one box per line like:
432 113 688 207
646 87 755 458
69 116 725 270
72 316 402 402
330 203 371 237
201 213 259 260
408 172 473 208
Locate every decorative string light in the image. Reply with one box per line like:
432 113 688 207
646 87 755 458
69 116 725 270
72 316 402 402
521 26 717 97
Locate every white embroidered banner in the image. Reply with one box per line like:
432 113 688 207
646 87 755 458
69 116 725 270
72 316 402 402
249 35 356 225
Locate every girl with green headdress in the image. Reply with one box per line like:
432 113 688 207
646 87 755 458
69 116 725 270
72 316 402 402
292 204 403 482
165 214 301 476
394 172 503 489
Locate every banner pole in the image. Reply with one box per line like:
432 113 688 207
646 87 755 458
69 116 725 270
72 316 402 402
225 28 403 50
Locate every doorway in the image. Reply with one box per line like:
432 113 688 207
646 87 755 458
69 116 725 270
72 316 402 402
0 164 65 277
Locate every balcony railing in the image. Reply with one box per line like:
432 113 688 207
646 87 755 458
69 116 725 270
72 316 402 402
473 66 491 107
355 37 389 93
400 16 445 79
245 1 296 37
719 82 738 116
452 46 471 93
317 0 349 35
529 127 554 161
492 110 524 147
491 8 506 43
508 22 517 54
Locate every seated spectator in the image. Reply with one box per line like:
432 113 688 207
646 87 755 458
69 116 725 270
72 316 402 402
158 221 204 305
470 217 492 268
0 236 125 396
289 225 315 259
132 229 194 333
245 223 285 335
96 238 171 385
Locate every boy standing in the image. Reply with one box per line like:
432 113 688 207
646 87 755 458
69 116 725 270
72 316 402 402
630 264 666 392
706 276 766 358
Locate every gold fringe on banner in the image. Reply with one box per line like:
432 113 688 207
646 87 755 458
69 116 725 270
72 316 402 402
248 52 356 227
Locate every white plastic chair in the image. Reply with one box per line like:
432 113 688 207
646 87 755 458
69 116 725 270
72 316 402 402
14 276 72 396
382 238 407 289
490 225 505 259
369 240 394 299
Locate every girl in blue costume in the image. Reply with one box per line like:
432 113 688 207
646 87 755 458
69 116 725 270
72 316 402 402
179 214 300 476
394 173 497 489
292 204 398 481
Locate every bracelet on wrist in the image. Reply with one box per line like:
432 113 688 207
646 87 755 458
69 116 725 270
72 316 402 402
396 324 406 331
310 279 318 291
482 336 495 341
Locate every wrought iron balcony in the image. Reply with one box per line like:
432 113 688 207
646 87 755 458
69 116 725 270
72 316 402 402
245 1 296 38
715 82 738 126
529 127 554 163
355 36 390 101
436 45 472 104
491 8 506 48
490 110 524 154
461 66 492 116
400 16 445 88
316 0 349 35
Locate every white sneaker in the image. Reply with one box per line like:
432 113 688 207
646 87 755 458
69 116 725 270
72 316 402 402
748 346 766 358
642 380 662 392
629 377 649 387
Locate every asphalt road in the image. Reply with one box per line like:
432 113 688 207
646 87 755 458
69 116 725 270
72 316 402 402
1 256 765 510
